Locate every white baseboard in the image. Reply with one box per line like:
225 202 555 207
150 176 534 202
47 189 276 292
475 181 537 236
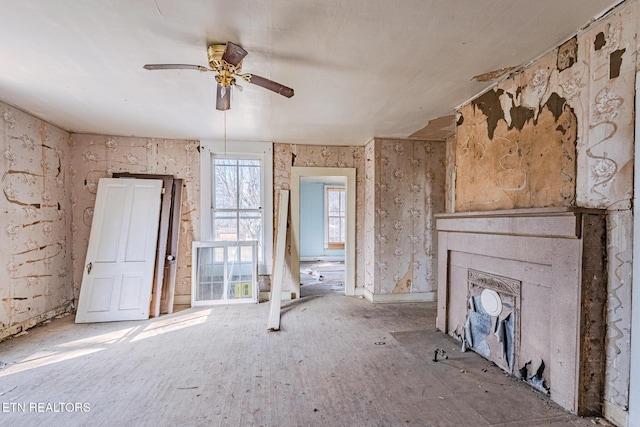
363 288 437 304
603 400 628 427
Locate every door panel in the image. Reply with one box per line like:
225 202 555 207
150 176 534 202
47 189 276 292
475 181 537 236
76 178 163 323
95 184 127 262
88 277 114 312
119 275 144 310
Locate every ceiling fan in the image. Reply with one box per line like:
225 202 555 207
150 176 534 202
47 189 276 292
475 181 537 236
144 41 294 111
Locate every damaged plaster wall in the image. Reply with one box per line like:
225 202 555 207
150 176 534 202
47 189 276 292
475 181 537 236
364 138 446 297
0 101 74 340
273 144 365 294
453 1 637 416
69 134 200 308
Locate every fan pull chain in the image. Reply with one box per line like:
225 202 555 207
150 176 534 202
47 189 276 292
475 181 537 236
224 110 227 155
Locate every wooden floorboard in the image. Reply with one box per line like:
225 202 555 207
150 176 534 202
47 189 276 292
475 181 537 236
0 284 613 427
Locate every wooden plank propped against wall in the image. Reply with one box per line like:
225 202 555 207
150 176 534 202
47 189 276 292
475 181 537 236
161 179 183 315
267 190 289 331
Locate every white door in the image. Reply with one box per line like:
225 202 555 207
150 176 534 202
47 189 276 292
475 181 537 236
75 178 163 323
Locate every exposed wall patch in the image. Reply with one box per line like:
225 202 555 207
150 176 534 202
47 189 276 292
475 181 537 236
509 105 535 132
594 32 606 50
609 48 625 79
557 37 578 71
471 89 505 140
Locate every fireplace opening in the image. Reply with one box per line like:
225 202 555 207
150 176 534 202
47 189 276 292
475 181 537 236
464 269 520 375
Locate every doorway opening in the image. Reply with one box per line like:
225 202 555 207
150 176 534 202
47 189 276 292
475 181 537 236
290 167 356 299
298 175 346 297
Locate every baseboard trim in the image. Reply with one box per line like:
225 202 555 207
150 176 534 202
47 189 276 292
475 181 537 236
603 400 628 427
0 301 74 342
363 288 437 304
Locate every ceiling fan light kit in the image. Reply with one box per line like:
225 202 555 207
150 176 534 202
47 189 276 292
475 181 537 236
144 41 294 111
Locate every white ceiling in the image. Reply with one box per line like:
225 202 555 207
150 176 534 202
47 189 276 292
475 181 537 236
0 0 624 146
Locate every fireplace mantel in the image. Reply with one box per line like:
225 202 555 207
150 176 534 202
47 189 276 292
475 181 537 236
435 207 606 415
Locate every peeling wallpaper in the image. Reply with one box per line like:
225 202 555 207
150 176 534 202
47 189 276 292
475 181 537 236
69 134 200 305
456 4 636 212
1 102 73 338
366 139 446 296
453 1 638 413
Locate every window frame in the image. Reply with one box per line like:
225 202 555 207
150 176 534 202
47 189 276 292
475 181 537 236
325 186 346 250
200 141 273 275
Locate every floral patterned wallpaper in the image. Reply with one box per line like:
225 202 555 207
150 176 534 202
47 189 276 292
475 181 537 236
69 134 200 306
453 1 637 414
365 139 446 296
1 102 73 339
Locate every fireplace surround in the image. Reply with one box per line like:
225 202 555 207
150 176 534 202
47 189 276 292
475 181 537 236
435 208 606 415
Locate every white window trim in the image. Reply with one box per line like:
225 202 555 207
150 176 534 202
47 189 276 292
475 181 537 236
200 140 273 275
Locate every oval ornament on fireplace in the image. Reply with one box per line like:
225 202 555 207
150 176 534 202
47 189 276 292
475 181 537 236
480 289 503 317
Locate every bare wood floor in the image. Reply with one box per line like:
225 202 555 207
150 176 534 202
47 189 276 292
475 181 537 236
0 285 612 427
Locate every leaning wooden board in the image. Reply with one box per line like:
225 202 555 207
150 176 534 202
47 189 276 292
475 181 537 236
267 190 289 331
162 179 183 315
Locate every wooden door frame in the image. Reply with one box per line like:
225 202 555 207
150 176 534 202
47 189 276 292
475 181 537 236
290 167 356 298
629 71 640 426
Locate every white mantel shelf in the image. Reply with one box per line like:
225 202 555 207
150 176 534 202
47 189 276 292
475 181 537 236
435 207 605 239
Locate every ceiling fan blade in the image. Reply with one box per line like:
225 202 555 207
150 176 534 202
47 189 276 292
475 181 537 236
221 42 248 66
247 74 294 98
216 84 231 111
143 64 210 72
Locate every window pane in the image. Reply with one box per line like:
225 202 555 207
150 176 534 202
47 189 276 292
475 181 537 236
239 211 261 241
328 217 342 242
328 191 341 215
327 188 345 215
213 212 237 240
227 244 254 300
196 247 224 301
239 164 261 209
214 162 237 209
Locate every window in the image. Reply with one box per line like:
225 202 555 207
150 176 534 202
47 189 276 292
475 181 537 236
192 241 257 305
326 187 346 249
200 141 273 274
212 158 262 246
